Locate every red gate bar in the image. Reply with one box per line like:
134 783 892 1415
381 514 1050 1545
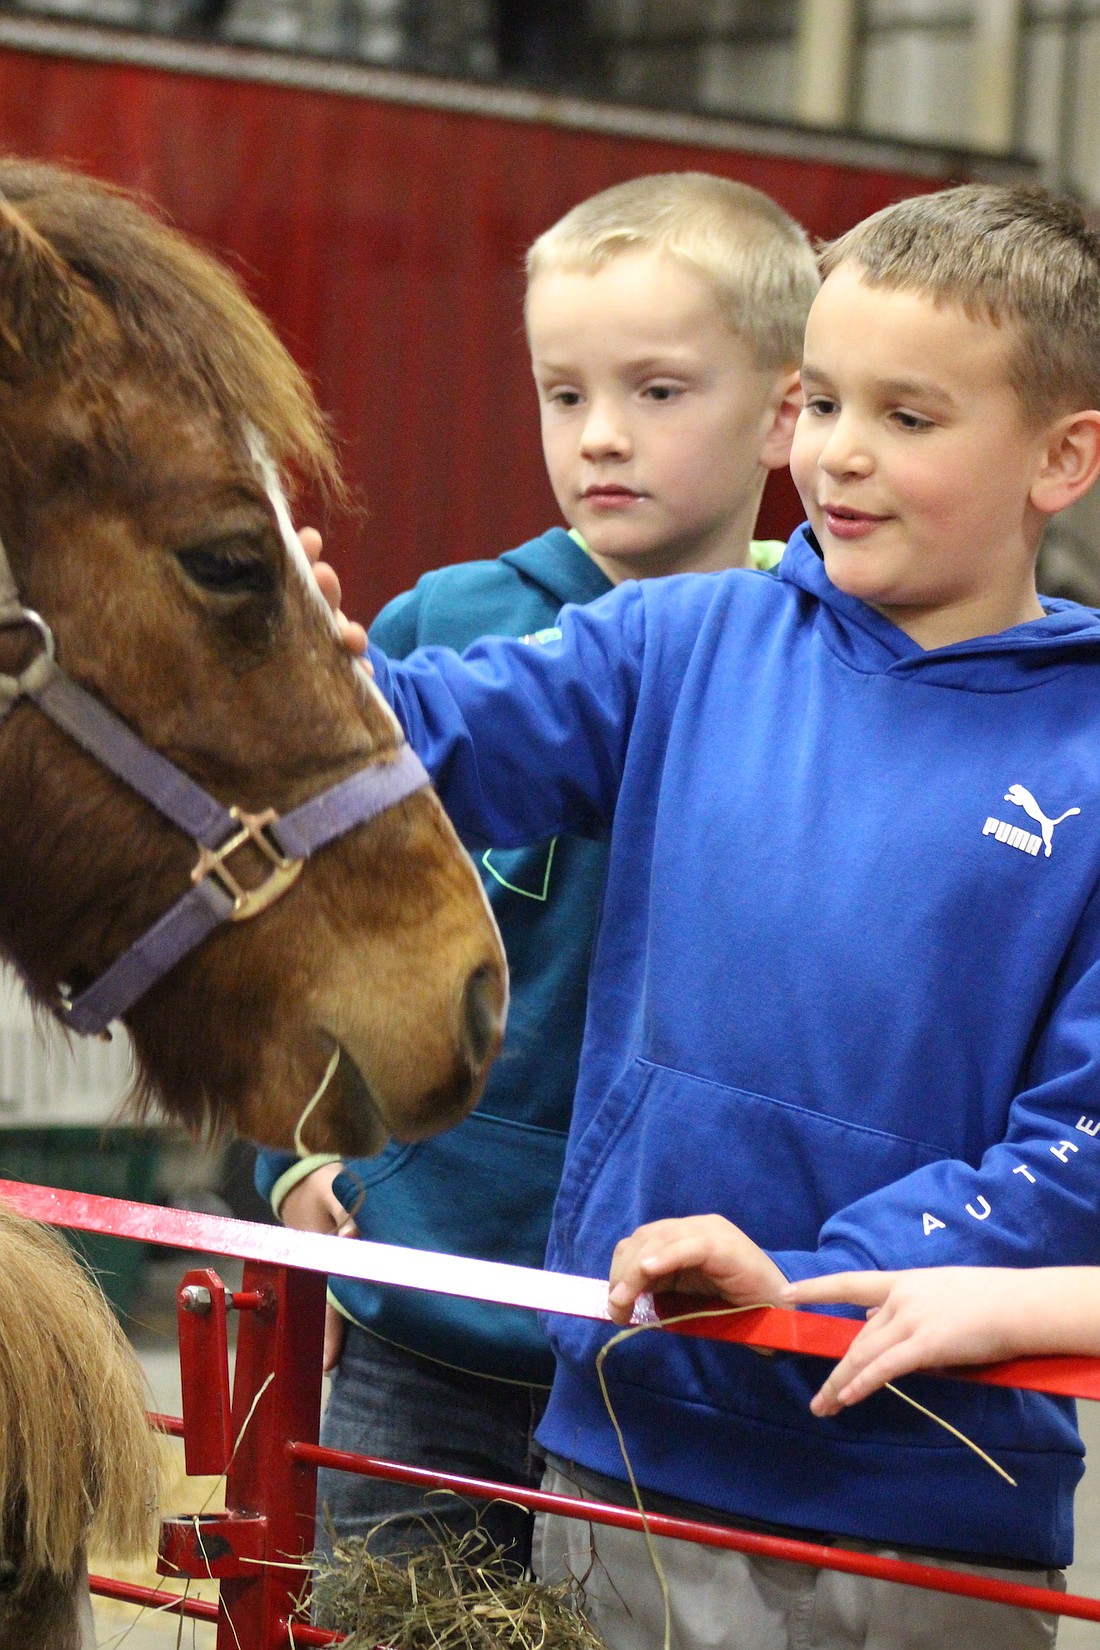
147 1412 186 1437
5 1180 1100 1400
86 1574 345 1645
88 1574 219 1625
287 1442 1100 1624
84 1576 345 1647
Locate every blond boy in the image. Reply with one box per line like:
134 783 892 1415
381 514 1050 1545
255 173 817 1569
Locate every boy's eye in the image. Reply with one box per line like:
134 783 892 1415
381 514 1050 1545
548 389 582 408
642 384 680 402
892 409 933 432
805 395 838 417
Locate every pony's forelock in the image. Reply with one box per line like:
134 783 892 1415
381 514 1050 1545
249 429 406 741
0 158 343 503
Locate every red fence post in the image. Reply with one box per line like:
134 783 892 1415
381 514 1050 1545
215 1259 327 1650
176 1267 234 1476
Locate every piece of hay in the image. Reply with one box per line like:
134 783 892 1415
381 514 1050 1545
305 1523 607 1650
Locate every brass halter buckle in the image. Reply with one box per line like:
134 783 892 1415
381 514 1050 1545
192 807 304 922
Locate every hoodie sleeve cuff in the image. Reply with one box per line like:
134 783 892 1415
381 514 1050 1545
270 1154 343 1220
767 1247 871 1283
766 1247 881 1320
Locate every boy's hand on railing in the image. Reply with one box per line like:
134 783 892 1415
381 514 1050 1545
278 1159 356 1372
782 1265 1095 1417
606 1214 787 1326
297 527 368 657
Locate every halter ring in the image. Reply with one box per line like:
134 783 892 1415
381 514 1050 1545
0 606 57 721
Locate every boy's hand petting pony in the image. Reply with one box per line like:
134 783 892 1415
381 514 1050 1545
606 1213 788 1326
784 1266 1100 1418
298 526 368 656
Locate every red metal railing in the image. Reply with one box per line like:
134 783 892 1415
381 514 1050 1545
2 1177 1099 1647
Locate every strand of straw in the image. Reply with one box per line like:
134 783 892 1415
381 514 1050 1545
95 1577 190 1650
881 1382 1016 1486
596 1305 770 1650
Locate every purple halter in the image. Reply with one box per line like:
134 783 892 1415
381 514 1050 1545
0 546 428 1037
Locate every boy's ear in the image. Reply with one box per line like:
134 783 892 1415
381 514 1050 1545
758 368 803 472
1030 409 1100 517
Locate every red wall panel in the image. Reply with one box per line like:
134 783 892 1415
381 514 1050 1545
0 36 974 618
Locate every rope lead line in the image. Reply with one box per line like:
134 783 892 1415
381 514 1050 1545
294 1047 342 1158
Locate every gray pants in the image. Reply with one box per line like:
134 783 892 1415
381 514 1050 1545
535 1463 1064 1650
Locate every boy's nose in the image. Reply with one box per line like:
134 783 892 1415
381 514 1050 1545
580 400 631 460
818 417 873 479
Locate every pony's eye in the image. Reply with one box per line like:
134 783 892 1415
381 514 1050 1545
176 543 275 599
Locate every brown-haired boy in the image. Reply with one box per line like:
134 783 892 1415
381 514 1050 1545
578 184 1100 1648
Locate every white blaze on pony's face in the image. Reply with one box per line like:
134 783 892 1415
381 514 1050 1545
0 159 507 1154
255 433 408 743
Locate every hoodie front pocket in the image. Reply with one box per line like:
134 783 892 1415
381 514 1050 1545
548 1057 951 1427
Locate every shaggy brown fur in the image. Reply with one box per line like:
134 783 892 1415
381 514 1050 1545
0 1202 164 1649
0 157 506 1152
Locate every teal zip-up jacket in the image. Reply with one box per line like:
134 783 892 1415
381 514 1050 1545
254 528 612 1383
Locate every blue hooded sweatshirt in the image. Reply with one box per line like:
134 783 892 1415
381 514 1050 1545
368 524 1100 1569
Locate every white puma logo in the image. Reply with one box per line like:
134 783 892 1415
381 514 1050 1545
1004 785 1081 858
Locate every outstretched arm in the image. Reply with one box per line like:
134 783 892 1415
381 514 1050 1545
783 1266 1100 1415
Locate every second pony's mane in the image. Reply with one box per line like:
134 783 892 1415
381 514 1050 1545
0 1202 163 1576
0 158 339 501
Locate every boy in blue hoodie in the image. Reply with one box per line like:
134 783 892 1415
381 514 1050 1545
253 171 814 1566
360 184 1100 1648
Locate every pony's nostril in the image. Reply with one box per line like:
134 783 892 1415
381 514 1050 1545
463 964 503 1071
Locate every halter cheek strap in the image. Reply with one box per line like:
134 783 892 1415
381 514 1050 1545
0 544 429 1037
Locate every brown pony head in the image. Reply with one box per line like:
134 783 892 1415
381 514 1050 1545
0 159 507 1153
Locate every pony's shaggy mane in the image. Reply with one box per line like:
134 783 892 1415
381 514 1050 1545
0 1201 164 1576
0 157 341 501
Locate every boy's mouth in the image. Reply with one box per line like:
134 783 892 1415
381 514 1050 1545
583 484 644 508
821 503 889 541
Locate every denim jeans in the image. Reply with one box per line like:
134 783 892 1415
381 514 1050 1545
315 1321 548 1570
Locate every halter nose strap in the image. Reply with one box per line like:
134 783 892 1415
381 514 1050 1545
0 529 430 1036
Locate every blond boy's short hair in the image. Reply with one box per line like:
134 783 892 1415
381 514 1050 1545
820 184 1100 424
525 172 818 371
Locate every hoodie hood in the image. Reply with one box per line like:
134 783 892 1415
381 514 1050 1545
501 527 613 610
779 522 1100 691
